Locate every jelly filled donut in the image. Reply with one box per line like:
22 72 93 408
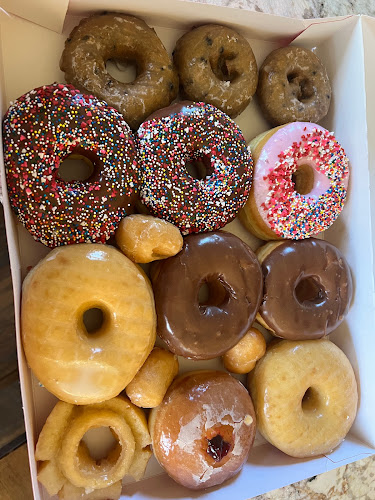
151 231 263 359
3 83 138 247
248 340 358 458
61 14 178 130
149 370 256 490
239 122 349 240
257 46 331 125
256 239 353 340
138 101 253 235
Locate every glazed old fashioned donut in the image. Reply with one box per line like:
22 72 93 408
138 102 253 235
256 239 353 340
257 46 331 125
149 370 256 490
239 122 350 240
173 24 258 117
22 244 156 404
248 339 358 458
60 13 178 130
151 231 263 359
3 83 138 247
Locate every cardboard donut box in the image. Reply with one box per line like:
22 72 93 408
0 0 374 499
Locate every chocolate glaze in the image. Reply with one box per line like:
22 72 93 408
259 239 353 340
152 231 263 359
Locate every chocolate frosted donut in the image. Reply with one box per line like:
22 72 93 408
257 239 353 340
151 232 263 359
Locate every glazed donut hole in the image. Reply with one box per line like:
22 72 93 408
222 327 266 374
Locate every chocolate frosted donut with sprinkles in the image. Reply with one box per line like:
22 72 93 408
3 83 138 247
137 101 253 234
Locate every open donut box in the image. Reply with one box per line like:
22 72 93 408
0 0 375 498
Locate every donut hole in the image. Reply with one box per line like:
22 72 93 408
198 276 230 310
81 426 119 462
82 306 108 336
59 155 95 182
186 153 212 180
292 164 315 195
212 53 238 82
294 276 326 306
106 59 138 84
301 387 321 413
287 72 314 102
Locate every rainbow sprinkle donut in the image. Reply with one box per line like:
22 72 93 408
3 83 138 247
137 101 253 234
239 122 349 240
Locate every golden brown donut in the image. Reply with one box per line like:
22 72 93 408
248 339 358 458
173 24 258 117
60 13 178 129
222 327 266 374
149 370 256 490
257 46 331 125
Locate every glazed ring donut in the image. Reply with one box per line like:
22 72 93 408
3 83 138 247
151 231 263 359
257 46 331 125
149 370 256 490
138 101 253 234
248 339 358 458
22 244 156 404
256 239 353 340
173 24 258 117
239 122 349 240
60 13 178 129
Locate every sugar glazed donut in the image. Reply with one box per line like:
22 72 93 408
257 46 331 125
22 244 156 404
60 13 178 129
138 102 253 234
149 371 256 490
248 340 358 458
173 24 258 117
151 231 263 359
256 239 353 340
239 122 350 240
3 83 138 247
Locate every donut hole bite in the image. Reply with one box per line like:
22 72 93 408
106 58 138 84
294 276 326 306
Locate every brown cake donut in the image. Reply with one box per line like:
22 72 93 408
173 24 258 117
257 46 331 125
151 231 263 360
60 13 178 129
149 370 256 490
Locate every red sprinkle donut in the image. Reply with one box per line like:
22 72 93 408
137 102 252 234
3 83 138 247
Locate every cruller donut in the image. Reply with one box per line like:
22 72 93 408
61 13 179 129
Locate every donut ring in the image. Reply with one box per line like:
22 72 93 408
256 239 353 340
257 46 331 125
138 101 253 234
173 24 258 117
60 13 178 129
151 232 263 359
22 244 156 404
239 122 349 240
3 83 138 247
248 339 358 458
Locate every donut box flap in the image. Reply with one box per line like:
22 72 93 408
0 1 374 499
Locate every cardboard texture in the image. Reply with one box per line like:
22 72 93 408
0 0 374 499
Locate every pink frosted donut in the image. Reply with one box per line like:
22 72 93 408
239 122 349 240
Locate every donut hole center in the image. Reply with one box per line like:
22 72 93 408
186 153 212 180
212 53 238 82
81 305 109 338
301 387 320 413
59 147 100 183
106 59 137 84
295 276 326 306
292 164 315 195
198 276 230 310
287 72 314 102
81 426 119 462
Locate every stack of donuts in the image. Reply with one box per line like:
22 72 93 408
2 11 358 500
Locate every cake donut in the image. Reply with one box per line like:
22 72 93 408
22 244 156 404
3 83 138 247
248 339 358 458
138 101 253 234
173 24 258 117
60 13 178 129
149 370 256 490
239 122 349 240
151 231 263 359
257 46 331 125
256 239 353 340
